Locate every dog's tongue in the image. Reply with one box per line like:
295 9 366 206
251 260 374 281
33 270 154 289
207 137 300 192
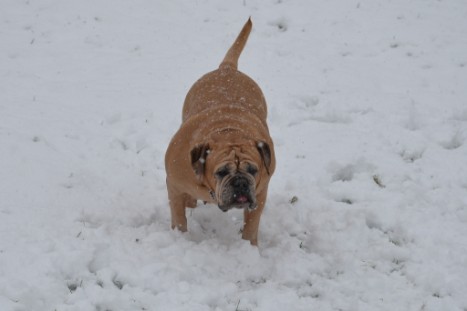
236 195 249 204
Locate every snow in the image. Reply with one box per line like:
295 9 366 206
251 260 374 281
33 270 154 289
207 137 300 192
1 0 467 310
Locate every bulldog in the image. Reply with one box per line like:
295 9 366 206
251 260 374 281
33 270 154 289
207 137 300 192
165 18 275 245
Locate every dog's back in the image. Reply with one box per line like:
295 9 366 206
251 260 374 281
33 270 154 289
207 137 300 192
182 19 267 123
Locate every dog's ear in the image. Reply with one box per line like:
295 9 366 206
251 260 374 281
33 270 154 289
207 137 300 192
257 141 272 175
190 143 210 180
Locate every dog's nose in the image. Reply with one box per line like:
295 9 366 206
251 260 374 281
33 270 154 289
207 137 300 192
232 176 249 193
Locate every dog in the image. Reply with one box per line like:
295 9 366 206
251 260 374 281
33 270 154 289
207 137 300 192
165 18 275 246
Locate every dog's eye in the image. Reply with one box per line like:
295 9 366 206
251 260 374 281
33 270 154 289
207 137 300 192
215 167 230 178
247 165 258 176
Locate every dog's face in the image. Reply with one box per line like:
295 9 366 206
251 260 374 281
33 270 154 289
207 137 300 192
191 140 272 212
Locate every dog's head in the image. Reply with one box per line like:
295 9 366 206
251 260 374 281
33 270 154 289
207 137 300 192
190 139 273 212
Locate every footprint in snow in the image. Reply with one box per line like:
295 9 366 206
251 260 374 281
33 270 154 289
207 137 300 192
400 148 424 163
268 18 288 32
440 131 464 150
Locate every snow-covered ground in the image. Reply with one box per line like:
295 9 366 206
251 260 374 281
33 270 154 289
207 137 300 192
1 0 467 310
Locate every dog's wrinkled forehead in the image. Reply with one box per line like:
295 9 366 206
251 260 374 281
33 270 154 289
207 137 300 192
208 145 256 169
215 143 256 160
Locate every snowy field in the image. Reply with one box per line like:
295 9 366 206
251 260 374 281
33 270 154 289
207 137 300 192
2 0 467 310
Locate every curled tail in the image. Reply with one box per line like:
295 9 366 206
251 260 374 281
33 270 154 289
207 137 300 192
219 18 252 70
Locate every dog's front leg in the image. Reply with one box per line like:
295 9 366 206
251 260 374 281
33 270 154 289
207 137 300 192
242 190 267 246
167 184 188 232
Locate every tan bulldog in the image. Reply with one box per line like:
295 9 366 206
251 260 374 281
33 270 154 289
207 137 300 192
165 18 275 245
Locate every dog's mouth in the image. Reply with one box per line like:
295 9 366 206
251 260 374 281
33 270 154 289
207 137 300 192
234 193 249 204
219 192 256 212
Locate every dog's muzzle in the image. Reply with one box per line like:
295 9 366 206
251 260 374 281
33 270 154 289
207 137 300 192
218 175 257 212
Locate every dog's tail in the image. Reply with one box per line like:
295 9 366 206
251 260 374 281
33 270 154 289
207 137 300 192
219 18 252 70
